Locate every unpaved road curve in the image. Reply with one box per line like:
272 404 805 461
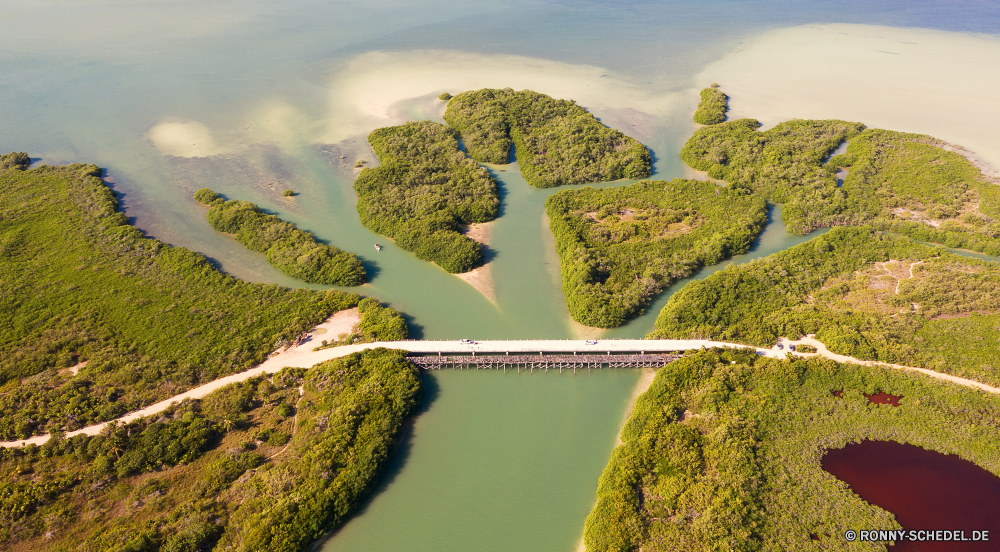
3 333 998 448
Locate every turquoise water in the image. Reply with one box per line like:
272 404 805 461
321 368 644 552
2 2 998 550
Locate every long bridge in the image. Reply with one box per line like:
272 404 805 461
408 353 683 372
4 336 998 448
0 338 762 447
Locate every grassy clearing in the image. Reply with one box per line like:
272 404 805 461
650 227 1000 385
0 154 362 439
681 109 1000 252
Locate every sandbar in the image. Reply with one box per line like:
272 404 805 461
453 221 497 304
321 49 679 145
697 24 1000 169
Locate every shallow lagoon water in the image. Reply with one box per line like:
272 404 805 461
3 1 1000 550
321 369 642 552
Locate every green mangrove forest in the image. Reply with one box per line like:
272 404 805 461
354 120 499 273
585 348 1000 552
692 86 728 125
194 188 366 285
0 155 367 439
0 348 422 552
651 226 1000 386
681 113 1000 252
546 179 767 328
444 88 652 188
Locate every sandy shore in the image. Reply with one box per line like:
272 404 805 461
320 49 678 145
568 320 607 340
697 24 1000 170
309 307 360 342
453 221 497 304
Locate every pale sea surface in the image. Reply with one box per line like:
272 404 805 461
1 2 998 550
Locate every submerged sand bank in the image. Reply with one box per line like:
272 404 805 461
321 49 680 145
697 24 1000 169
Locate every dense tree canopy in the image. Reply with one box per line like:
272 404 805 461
444 88 651 188
354 120 499 273
692 86 728 125
195 188 366 285
0 155 361 439
546 179 767 327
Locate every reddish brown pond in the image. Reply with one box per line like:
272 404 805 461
866 392 903 406
822 440 1000 551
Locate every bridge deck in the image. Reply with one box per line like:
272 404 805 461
408 353 682 371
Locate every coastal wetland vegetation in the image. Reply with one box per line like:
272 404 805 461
354 120 499 274
692 86 728 126
443 88 651 188
0 348 422 552
0 155 367 439
585 348 1000 552
194 188 366 286
681 113 1000 253
545 179 767 328
651 226 1000 386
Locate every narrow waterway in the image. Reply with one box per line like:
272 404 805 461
319 368 642 552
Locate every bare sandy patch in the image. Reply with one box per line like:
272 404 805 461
60 360 87 376
308 307 360 343
453 221 497 304
697 24 1000 169
320 49 680 144
568 320 607 341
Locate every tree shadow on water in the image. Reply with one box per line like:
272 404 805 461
312 371 442 548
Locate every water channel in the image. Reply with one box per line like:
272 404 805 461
3 1 1000 550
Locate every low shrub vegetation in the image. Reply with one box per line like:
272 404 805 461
444 88 651 188
681 117 866 233
692 87 728 125
680 104 1000 252
0 155 362 438
0 348 423 551
195 188 366 285
354 120 499 273
585 349 1000 551
650 226 1000 385
546 179 767 328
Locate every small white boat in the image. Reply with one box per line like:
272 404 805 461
374 243 382 251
